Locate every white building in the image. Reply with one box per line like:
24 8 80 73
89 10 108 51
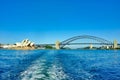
16 39 34 47
2 39 35 49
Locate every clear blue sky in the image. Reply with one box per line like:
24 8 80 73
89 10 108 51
0 0 120 44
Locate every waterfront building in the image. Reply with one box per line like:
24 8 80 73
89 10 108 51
1 39 35 50
16 39 34 47
90 44 93 49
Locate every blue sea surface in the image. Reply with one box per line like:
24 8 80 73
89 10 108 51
0 49 120 80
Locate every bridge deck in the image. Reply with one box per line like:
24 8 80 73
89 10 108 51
36 43 120 46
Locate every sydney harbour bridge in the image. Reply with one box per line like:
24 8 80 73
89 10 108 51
37 35 120 49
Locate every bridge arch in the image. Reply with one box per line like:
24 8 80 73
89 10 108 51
60 35 112 48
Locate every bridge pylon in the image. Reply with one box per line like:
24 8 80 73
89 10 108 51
113 40 118 49
55 41 60 49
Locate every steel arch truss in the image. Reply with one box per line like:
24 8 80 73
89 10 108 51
60 35 112 48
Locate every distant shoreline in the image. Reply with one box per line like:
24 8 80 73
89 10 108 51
0 48 120 50
0 47 35 50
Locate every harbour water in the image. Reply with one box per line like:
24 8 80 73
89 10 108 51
0 49 120 80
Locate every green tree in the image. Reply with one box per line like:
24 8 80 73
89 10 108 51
45 45 54 49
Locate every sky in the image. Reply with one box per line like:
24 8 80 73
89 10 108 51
0 0 120 44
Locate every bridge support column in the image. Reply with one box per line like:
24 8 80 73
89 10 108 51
113 40 118 49
55 41 60 49
90 44 93 49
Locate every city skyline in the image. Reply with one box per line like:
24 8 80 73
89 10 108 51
0 0 120 44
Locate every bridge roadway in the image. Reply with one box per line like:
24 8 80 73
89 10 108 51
36 43 120 46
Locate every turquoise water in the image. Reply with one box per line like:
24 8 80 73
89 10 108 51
0 50 120 80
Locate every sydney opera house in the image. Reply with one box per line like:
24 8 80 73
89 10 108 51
1 39 35 50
